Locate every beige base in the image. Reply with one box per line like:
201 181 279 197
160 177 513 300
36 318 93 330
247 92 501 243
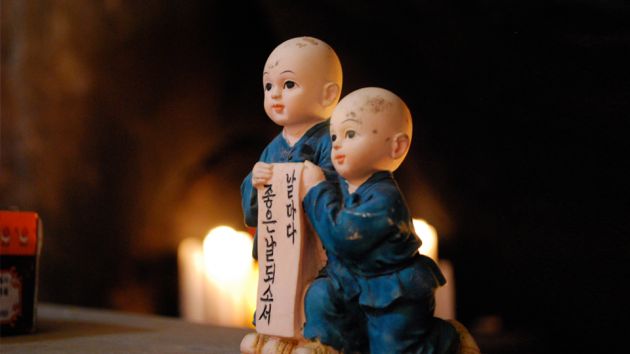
447 319 481 354
242 320 480 354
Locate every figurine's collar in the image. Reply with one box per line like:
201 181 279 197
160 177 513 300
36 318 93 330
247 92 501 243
341 171 393 197
365 170 394 185
281 119 330 148
303 119 330 137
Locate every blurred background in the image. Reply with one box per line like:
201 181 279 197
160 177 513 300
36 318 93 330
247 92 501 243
1 1 627 353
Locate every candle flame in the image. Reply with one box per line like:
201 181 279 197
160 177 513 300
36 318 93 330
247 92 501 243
202 226 254 287
179 226 258 328
413 219 438 262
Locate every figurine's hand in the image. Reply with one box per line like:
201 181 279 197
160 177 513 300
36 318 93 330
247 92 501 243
302 160 325 195
252 162 273 188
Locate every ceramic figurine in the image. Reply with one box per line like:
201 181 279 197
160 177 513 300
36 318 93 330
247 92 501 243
240 36 343 354
240 35 342 252
296 87 480 354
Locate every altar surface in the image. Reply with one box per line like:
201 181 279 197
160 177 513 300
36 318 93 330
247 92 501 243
1 303 249 353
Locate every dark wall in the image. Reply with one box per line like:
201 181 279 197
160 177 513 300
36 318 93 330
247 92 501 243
1 1 627 352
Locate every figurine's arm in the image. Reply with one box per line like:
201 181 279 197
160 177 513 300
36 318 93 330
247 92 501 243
240 171 258 227
303 181 397 258
241 162 274 227
302 160 326 194
316 136 336 181
241 144 275 227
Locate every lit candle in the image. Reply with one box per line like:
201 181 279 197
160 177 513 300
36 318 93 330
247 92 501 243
178 238 205 323
413 219 438 262
202 226 256 328
435 259 456 319
178 226 258 328
413 218 455 319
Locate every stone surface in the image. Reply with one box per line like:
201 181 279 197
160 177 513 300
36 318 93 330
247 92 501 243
0 303 249 353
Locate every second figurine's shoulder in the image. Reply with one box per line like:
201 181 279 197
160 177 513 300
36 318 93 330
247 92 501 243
357 172 405 205
362 172 400 194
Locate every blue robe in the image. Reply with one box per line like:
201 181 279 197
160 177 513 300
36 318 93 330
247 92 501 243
302 171 460 354
240 119 335 259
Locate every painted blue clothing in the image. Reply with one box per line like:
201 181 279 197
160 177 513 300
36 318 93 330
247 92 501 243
240 119 335 259
302 171 460 353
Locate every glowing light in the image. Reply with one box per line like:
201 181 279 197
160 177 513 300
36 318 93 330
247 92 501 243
178 226 258 328
178 238 205 323
203 226 254 287
413 218 438 262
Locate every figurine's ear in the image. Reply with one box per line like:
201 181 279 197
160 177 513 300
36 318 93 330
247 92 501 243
390 133 410 159
321 82 340 108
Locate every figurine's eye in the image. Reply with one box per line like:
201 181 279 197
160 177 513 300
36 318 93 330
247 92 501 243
345 130 356 139
265 83 272 91
284 81 296 89
331 134 337 142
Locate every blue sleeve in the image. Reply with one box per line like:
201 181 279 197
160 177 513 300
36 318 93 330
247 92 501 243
241 145 274 228
319 137 332 168
240 171 258 227
303 181 398 259
316 138 336 181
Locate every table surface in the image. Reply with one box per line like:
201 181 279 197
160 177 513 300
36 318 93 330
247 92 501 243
0 303 250 353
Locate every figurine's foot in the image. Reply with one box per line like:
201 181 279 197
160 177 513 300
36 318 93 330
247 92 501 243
447 319 481 354
261 337 298 354
292 340 340 354
240 332 269 354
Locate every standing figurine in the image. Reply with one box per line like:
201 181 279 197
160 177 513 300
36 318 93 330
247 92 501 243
240 36 343 354
241 36 342 254
298 87 479 353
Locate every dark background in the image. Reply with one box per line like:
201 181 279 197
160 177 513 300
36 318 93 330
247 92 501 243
1 1 628 353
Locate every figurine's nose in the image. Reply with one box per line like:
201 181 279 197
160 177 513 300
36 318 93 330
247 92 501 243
270 86 281 98
333 141 341 150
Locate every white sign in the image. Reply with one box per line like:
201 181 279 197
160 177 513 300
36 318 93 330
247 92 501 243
255 163 326 338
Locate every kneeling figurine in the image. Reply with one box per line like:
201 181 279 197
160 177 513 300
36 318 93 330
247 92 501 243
298 87 480 354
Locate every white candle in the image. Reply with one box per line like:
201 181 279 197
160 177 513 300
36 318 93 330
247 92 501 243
413 219 438 262
413 218 456 319
179 226 257 328
435 260 456 319
202 226 256 328
178 238 205 323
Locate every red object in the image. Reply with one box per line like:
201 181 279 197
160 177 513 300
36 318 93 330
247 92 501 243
0 211 39 256
0 211 42 335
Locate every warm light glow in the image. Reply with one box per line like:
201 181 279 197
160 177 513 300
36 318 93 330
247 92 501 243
178 238 205 323
203 226 253 287
178 226 258 328
412 219 456 319
413 218 438 262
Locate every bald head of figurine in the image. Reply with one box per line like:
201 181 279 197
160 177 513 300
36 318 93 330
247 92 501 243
330 87 412 189
262 37 343 134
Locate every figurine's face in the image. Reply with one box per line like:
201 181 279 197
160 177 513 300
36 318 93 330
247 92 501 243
263 59 320 127
262 38 341 128
330 88 412 186
330 104 391 184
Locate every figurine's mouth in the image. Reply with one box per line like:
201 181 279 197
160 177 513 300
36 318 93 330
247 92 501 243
334 154 345 165
272 104 284 113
